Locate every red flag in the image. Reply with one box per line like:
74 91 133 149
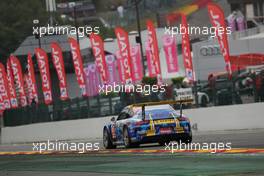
115 27 133 84
27 53 38 104
0 63 11 110
6 59 18 108
68 37 87 96
105 55 119 85
116 50 126 84
10 55 27 107
50 42 69 100
181 14 195 81
24 74 31 103
90 33 109 84
146 20 162 84
162 35 179 73
130 45 143 82
35 48 53 105
208 3 232 76
145 41 157 77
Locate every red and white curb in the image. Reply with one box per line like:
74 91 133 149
1 148 264 155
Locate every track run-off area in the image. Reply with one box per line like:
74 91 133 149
0 129 264 176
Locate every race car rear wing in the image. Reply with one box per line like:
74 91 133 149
131 99 194 120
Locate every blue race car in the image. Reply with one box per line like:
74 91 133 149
103 100 192 149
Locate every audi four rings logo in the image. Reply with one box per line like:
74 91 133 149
200 45 221 56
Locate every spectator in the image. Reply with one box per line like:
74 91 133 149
117 5 124 18
255 73 262 102
260 72 264 102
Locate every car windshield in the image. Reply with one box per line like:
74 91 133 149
145 109 179 120
133 105 179 120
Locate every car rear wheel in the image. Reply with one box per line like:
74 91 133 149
158 139 171 146
178 132 192 144
103 128 116 149
201 95 208 107
123 127 134 148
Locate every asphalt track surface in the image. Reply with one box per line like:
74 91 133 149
0 129 264 176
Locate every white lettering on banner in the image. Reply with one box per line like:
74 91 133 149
11 62 22 94
167 47 175 70
0 73 7 99
7 62 18 108
164 37 176 70
105 55 115 83
52 48 66 87
27 59 38 102
148 30 160 74
146 43 157 76
209 10 231 73
11 59 27 107
37 53 50 89
0 71 10 109
130 47 140 80
6 66 16 98
181 20 194 81
210 11 227 55
91 38 106 81
116 32 132 83
70 44 84 84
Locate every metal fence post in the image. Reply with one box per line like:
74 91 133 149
97 95 101 116
109 95 113 115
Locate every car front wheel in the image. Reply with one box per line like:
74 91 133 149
178 132 192 144
103 128 116 149
123 127 134 148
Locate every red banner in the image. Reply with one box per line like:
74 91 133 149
0 63 11 110
181 14 195 81
23 74 31 103
90 33 109 84
10 55 27 107
35 48 53 105
50 42 69 100
105 55 119 85
208 3 232 76
84 64 102 97
27 53 38 104
6 59 18 108
68 37 87 96
146 20 162 84
130 45 143 82
116 50 126 84
162 35 179 73
115 27 133 84
145 41 157 77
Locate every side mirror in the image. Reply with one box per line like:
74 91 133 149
111 117 116 122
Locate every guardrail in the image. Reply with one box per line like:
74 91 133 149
231 26 264 40
3 96 120 127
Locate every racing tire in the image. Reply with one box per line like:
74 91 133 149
200 95 208 107
179 133 192 144
123 127 133 148
103 128 116 149
158 140 171 146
